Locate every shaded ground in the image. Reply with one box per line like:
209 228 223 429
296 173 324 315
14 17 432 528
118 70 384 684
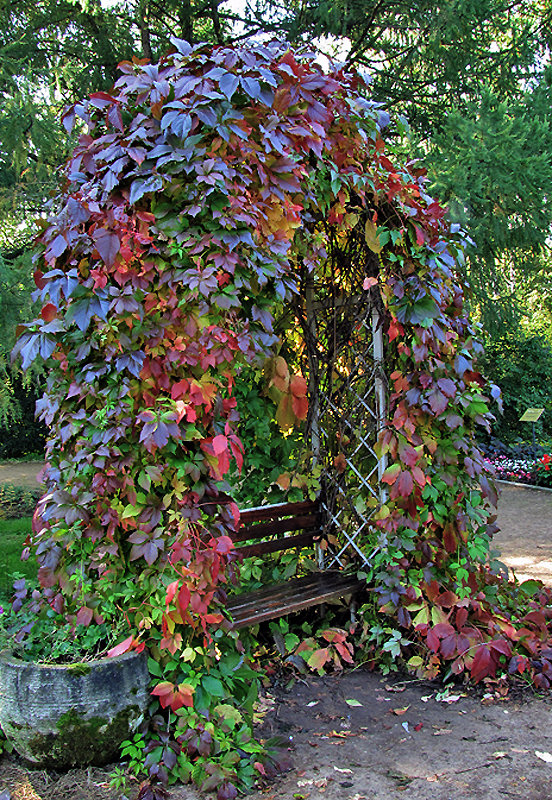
1 469 552 800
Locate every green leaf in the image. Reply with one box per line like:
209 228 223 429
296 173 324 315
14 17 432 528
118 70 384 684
202 675 225 698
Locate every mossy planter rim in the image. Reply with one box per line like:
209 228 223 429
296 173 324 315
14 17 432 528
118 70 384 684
0 647 140 669
0 646 150 768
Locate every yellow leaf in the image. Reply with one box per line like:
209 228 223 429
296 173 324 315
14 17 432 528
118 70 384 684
365 219 383 253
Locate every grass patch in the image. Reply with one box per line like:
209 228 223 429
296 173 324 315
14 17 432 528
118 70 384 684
0 483 42 519
0 517 36 603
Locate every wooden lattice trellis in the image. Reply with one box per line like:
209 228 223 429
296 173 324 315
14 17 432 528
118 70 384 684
294 233 388 573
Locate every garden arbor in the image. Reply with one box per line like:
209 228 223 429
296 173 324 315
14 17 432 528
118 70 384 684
13 39 515 795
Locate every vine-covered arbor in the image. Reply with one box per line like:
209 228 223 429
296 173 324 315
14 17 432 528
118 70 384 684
16 40 552 797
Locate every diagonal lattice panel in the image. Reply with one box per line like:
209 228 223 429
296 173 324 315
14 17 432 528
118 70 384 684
290 225 388 575
315 310 385 569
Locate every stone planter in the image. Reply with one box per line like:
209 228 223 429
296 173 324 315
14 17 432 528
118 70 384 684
0 649 150 768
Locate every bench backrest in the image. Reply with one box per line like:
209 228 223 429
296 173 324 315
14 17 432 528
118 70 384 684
233 499 322 559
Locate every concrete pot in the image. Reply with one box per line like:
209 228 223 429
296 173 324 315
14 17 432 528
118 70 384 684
0 649 150 768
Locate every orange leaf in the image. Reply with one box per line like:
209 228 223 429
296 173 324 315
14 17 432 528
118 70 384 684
290 374 307 396
291 393 308 420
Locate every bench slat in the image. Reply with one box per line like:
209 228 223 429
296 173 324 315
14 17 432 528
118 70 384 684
226 572 363 629
234 513 320 542
236 530 319 558
239 500 318 524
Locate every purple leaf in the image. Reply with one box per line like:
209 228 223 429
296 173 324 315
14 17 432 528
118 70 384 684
240 76 261 100
129 175 163 205
219 72 239 100
428 389 448 415
437 377 457 398
170 37 193 56
48 234 68 259
92 229 120 267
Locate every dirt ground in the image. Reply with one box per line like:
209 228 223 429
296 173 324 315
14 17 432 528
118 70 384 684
1 470 552 800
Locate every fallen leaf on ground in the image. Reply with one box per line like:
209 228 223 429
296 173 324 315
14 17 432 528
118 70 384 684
414 722 423 731
334 767 353 774
433 729 453 735
345 698 363 707
535 751 552 763
493 751 508 759
435 689 464 703
385 683 406 692
392 706 410 715
307 700 319 707
402 721 410 733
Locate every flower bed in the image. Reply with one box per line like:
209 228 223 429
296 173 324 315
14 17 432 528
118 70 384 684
484 453 552 488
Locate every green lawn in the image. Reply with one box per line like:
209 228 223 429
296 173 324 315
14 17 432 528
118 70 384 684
0 517 36 603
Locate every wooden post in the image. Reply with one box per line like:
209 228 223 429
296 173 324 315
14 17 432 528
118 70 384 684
305 275 324 570
372 308 388 503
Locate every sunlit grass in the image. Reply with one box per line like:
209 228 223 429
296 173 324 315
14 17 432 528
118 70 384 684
0 517 36 603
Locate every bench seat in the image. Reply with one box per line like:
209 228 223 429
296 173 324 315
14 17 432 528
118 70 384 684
225 499 364 629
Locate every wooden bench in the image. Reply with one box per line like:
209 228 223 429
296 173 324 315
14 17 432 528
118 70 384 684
225 499 365 629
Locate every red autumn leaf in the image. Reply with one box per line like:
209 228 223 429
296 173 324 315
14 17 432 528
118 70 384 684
524 610 547 627
381 463 401 485
432 622 455 638
165 580 179 606
426 628 440 653
41 303 58 322
471 645 495 682
396 470 413 496
490 638 512 657
214 535 234 554
335 641 355 664
434 591 458 608
411 465 426 487
443 524 458 553
440 635 457 659
107 634 134 658
177 585 191 619
203 613 223 624
212 434 228 455
34 269 46 289
456 607 469 628
229 435 244 471
291 393 309 420
388 319 403 341
151 681 194 711
398 441 419 467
